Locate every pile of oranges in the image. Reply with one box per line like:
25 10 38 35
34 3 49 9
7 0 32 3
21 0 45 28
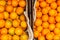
34 0 60 40
0 0 28 40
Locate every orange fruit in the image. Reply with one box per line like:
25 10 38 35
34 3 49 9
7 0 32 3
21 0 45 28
19 0 26 7
42 8 48 14
12 0 18 7
49 9 57 16
1 28 7 34
13 20 19 27
50 2 57 9
0 0 6 6
40 1 47 8
38 0 44 2
3 11 9 19
16 7 24 15
6 5 13 12
57 13 60 16
42 22 49 28
0 20 5 28
0 13 4 19
15 28 23 35
42 29 50 36
46 6 51 11
56 23 60 29
57 0 60 6
37 26 43 32
49 24 55 31
46 33 54 40
36 11 42 18
54 28 60 35
13 35 19 40
9 27 15 35
0 6 4 12
42 14 48 22
7 0 12 5
55 16 60 22
46 0 54 3
57 6 60 13
20 15 25 21
35 1 39 8
10 12 18 19
21 21 27 29
48 17 55 24
38 36 45 40
8 34 12 40
5 20 12 28
35 19 42 26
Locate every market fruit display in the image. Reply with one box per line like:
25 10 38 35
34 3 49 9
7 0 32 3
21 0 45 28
34 0 60 40
0 0 28 40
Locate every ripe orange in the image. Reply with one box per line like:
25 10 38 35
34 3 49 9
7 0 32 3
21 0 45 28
46 0 54 3
0 13 4 19
49 24 55 31
57 0 60 6
10 12 18 19
15 28 23 35
8 34 12 40
0 20 5 28
38 36 45 40
19 0 26 7
13 35 19 40
5 20 12 28
57 6 60 13
20 15 25 21
54 28 60 35
13 20 19 27
35 1 39 8
42 14 48 22
38 0 44 2
48 17 55 24
1 28 7 34
7 0 12 5
3 11 9 19
16 7 24 15
42 22 49 28
35 19 42 26
12 0 18 7
46 6 51 11
49 9 57 16
42 29 50 36
56 23 60 29
0 6 4 12
6 5 13 12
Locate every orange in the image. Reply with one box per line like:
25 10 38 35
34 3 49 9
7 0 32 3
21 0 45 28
3 11 9 19
48 17 55 24
57 0 60 6
19 0 26 7
49 24 55 31
55 16 60 22
42 22 49 28
0 0 6 6
34 25 36 29
54 28 60 35
34 30 39 38
0 6 4 12
8 34 12 40
42 29 50 36
0 20 5 28
1 28 7 34
46 6 51 11
13 20 19 27
20 15 25 21
16 7 24 15
50 2 57 9
15 28 23 35
46 0 54 3
38 0 44 2
21 21 27 29
46 33 54 40
38 36 45 40
57 13 60 16
0 13 4 19
12 0 18 7
56 23 60 29
40 1 47 8
35 1 39 8
42 8 48 14
42 14 48 22
6 5 13 12
37 26 43 32
49 9 57 16
5 20 12 28
35 19 42 26
13 35 19 40
57 6 60 13
9 27 15 35
10 12 18 19
7 0 12 5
